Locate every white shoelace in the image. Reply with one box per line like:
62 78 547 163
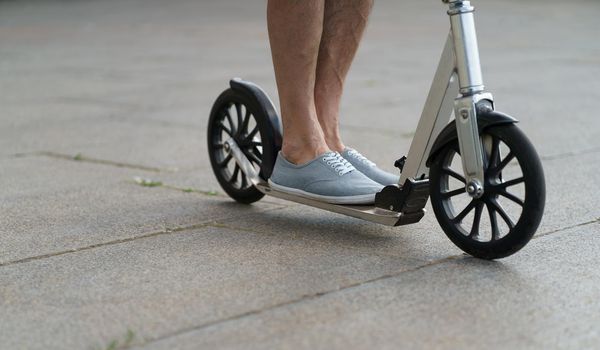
347 149 376 167
323 152 355 176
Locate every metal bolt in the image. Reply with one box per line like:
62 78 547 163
466 180 483 198
460 109 469 119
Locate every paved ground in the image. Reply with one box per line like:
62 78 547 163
1 0 599 349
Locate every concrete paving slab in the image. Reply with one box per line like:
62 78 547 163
217 201 458 264
541 151 600 233
0 157 281 264
1 116 206 172
140 223 600 350
0 224 425 350
0 0 273 128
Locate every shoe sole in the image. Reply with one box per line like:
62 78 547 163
268 179 376 205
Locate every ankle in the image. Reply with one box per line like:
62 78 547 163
281 142 329 165
324 136 345 153
326 141 345 153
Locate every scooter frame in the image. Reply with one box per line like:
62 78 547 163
223 0 510 226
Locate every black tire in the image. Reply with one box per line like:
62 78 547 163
207 88 278 204
429 124 545 259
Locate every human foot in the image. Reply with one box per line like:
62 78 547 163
268 151 383 204
341 147 400 186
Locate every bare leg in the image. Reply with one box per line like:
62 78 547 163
267 0 329 164
315 0 374 152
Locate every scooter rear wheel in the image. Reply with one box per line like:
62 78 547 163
429 124 545 259
207 88 276 204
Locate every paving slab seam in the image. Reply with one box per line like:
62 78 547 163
0 222 214 268
0 205 289 269
125 179 295 206
130 217 600 348
130 181 293 206
9 151 245 200
127 180 225 198
535 217 600 238
0 204 577 269
128 255 463 349
124 178 293 205
0 211 592 347
0 204 592 271
8 151 295 205
211 214 600 258
12 151 165 173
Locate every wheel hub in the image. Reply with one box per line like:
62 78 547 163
466 179 484 198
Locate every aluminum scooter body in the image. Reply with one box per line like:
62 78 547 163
224 0 513 227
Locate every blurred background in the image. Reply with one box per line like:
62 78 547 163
3 0 599 171
1 0 600 349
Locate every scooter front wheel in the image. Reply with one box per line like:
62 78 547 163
429 124 545 259
207 88 277 204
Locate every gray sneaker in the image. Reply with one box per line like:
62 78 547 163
341 147 400 186
268 151 383 204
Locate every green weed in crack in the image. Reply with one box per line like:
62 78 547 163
133 176 163 187
99 329 135 350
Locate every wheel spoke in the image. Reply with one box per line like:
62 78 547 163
452 200 476 223
469 202 484 238
217 122 233 137
229 164 240 184
489 198 515 230
442 168 466 183
240 110 251 135
245 125 259 142
499 177 524 189
487 204 501 241
235 103 243 133
252 145 262 158
442 187 466 199
218 154 232 168
498 189 524 206
492 151 515 175
223 108 235 134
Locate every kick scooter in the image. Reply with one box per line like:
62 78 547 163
207 0 546 259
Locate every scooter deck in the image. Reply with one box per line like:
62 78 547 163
255 181 413 226
224 137 424 227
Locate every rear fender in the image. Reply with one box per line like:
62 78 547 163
229 78 283 178
229 78 283 151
